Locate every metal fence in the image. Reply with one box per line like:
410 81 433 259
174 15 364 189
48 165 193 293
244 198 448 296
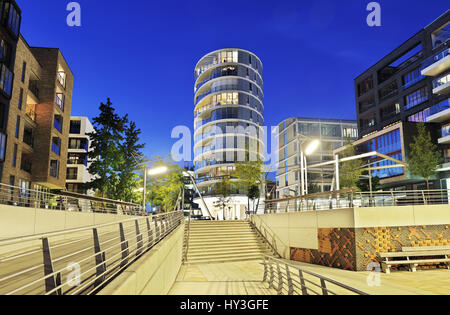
0 183 143 215
265 189 450 213
0 211 184 295
262 255 368 295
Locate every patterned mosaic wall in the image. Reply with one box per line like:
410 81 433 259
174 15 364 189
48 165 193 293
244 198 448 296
290 224 450 271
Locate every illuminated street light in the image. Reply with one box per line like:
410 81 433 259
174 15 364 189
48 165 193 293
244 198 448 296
142 165 169 211
297 137 320 196
148 166 168 176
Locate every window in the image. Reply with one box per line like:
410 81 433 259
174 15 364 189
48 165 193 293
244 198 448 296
0 64 13 96
66 167 78 180
21 61 26 83
57 71 66 88
23 127 33 147
50 160 59 178
432 22 450 48
55 93 64 111
0 38 12 67
4 2 20 37
25 103 36 121
68 153 87 166
0 131 5 161
379 81 398 101
343 127 358 139
15 116 19 138
405 86 429 110
358 76 373 96
9 176 15 199
69 138 87 150
52 137 61 155
378 44 423 84
54 115 63 133
20 153 32 173
359 95 375 113
18 88 23 110
403 67 425 89
28 79 39 98
18 180 31 197
12 143 17 167
69 120 81 134
380 102 401 121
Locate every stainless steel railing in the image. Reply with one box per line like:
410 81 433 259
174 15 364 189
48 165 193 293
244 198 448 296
262 255 369 295
0 211 184 295
249 215 288 259
265 189 450 213
0 183 143 215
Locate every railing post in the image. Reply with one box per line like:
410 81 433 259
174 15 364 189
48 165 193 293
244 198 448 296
93 228 107 287
392 191 396 206
119 223 129 267
276 262 283 295
155 216 160 241
298 270 308 295
146 217 154 249
269 261 275 290
285 264 294 295
42 237 62 295
135 220 143 256
262 257 268 282
422 190 427 205
320 279 329 295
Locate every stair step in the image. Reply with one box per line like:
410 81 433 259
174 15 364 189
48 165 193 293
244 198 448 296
188 248 268 258
187 255 265 264
188 240 266 248
188 244 269 253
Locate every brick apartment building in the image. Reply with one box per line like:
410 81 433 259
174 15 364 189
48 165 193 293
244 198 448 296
0 1 74 193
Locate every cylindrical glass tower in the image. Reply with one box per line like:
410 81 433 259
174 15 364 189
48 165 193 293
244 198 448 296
193 48 264 220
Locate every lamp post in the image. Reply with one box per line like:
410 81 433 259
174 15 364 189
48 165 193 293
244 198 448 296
142 166 168 212
296 136 320 196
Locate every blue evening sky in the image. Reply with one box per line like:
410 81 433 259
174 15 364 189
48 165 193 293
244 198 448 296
16 0 449 159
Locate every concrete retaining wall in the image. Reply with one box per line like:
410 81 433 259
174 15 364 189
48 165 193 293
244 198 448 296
0 204 140 240
98 224 184 295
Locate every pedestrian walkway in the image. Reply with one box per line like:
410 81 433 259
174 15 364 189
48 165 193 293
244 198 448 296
288 260 450 295
168 260 276 295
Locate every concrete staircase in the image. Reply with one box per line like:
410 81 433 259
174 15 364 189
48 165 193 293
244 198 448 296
184 220 273 264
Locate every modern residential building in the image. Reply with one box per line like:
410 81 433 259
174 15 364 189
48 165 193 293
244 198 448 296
353 10 449 189
66 117 95 195
1 33 74 193
276 117 358 199
193 48 265 220
0 1 21 182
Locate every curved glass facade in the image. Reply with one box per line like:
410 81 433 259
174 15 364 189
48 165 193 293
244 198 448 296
194 49 264 193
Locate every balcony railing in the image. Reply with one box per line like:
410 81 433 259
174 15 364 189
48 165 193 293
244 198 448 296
57 72 66 88
20 160 32 174
28 80 40 99
55 94 64 111
433 72 450 89
422 48 450 68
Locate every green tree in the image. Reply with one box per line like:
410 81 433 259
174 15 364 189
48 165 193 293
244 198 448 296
113 121 145 202
87 98 127 197
357 175 381 192
339 140 362 190
408 123 442 189
213 176 233 219
146 157 184 212
234 160 265 214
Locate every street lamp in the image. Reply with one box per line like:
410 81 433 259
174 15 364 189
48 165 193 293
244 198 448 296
297 136 320 196
142 166 168 212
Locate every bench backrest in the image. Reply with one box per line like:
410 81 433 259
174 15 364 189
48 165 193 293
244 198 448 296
402 245 450 252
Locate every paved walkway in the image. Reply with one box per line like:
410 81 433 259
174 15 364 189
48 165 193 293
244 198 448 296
288 260 450 295
169 259 450 295
169 260 276 295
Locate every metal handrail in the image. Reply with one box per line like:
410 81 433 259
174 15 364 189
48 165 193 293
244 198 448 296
262 255 369 295
0 210 184 295
249 215 289 258
183 209 192 263
265 189 450 213
0 183 143 215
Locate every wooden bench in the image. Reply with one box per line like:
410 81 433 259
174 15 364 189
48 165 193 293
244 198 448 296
380 247 450 274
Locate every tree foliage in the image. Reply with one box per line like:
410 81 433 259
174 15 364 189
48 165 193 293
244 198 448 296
146 157 184 212
87 98 145 201
408 123 441 189
234 160 265 213
213 176 233 218
339 140 362 190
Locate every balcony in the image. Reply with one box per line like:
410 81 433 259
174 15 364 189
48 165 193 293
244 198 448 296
25 104 36 121
433 72 450 95
55 93 65 111
426 99 450 123
421 48 450 77
28 80 40 99
23 129 34 148
20 160 32 174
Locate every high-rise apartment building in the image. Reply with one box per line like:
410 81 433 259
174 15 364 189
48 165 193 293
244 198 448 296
1 33 73 193
0 1 21 182
193 48 264 220
276 117 358 198
353 10 449 189
66 117 95 195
